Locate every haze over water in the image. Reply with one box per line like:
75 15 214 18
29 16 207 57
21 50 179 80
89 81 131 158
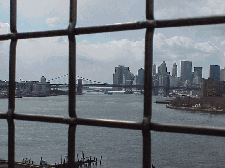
0 93 225 167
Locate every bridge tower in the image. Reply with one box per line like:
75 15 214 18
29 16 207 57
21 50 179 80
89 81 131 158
77 79 82 95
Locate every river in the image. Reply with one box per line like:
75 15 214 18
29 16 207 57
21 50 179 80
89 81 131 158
0 92 225 167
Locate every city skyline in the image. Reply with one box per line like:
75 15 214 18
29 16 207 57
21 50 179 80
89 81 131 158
1 1 225 83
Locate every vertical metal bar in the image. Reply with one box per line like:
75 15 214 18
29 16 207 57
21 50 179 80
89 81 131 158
68 34 76 118
8 41 17 114
8 40 17 168
10 0 17 33
68 0 77 167
68 124 76 167
8 116 15 168
143 0 154 168
8 0 17 167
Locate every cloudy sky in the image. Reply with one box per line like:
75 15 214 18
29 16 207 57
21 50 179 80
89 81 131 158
1 0 225 83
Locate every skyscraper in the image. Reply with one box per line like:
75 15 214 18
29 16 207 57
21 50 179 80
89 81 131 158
113 65 134 90
220 67 225 81
137 68 144 85
180 61 192 82
152 64 156 76
172 62 177 77
158 61 167 75
158 61 169 87
113 65 128 85
193 67 202 84
209 65 220 81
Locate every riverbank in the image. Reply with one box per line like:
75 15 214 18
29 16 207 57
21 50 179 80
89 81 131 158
166 104 225 112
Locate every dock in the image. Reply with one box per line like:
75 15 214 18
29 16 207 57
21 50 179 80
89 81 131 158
155 97 176 104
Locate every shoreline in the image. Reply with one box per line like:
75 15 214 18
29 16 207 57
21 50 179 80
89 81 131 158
166 105 225 112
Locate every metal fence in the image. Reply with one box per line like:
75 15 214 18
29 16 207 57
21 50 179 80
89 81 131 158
1 0 225 167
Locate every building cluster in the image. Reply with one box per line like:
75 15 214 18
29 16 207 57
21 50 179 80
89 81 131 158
113 62 225 97
153 61 225 97
16 76 50 97
152 61 203 89
113 65 144 91
200 65 225 97
0 76 51 98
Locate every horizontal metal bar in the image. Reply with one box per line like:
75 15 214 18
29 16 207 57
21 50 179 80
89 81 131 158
13 113 72 124
74 21 155 35
151 122 225 137
0 15 224 41
0 30 68 41
2 113 225 137
155 15 225 28
0 21 153 41
0 113 8 119
7 113 144 130
76 118 143 130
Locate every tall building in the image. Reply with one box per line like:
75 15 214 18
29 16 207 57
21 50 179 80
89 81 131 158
136 68 144 90
40 76 46 83
113 65 128 85
209 65 220 81
137 68 144 85
220 67 225 81
172 62 177 77
113 65 134 90
158 61 167 75
158 61 170 87
193 67 202 84
152 64 156 76
180 61 192 82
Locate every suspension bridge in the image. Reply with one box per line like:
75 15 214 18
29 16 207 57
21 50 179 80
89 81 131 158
47 74 106 85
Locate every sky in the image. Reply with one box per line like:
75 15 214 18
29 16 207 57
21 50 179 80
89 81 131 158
1 0 225 83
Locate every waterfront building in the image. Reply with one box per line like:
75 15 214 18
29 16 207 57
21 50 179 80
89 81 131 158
172 62 177 77
220 67 225 81
169 76 178 87
209 65 220 81
113 65 134 90
16 76 50 97
133 75 137 85
158 61 167 75
200 78 219 97
137 68 144 85
40 76 46 83
152 64 156 76
157 61 170 87
113 65 129 85
136 68 144 90
193 67 202 84
200 78 225 97
180 61 192 82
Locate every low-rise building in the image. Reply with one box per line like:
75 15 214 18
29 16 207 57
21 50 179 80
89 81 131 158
200 78 225 97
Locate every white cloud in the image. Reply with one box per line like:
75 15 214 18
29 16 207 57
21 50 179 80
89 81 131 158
165 36 193 49
153 33 224 63
199 0 225 15
220 41 225 46
0 23 10 34
155 0 225 20
194 41 217 53
0 16 225 82
16 0 69 18
77 39 145 63
46 17 61 27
